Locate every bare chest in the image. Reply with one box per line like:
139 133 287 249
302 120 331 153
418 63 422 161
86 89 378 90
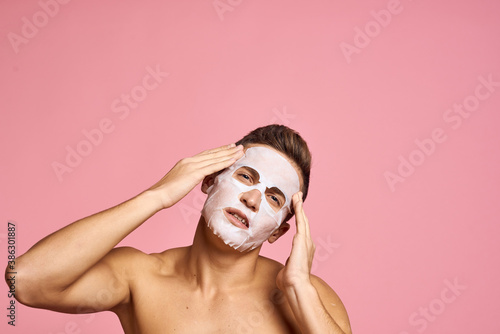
117 277 299 334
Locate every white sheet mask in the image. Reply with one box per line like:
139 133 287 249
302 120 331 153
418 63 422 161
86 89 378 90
201 146 301 252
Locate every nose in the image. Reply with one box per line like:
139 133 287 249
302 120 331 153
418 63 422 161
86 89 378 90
240 189 261 212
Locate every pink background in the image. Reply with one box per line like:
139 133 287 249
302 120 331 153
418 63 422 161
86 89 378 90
2 0 500 333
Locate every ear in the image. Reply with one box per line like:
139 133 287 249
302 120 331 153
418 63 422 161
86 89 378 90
201 173 217 194
268 222 290 244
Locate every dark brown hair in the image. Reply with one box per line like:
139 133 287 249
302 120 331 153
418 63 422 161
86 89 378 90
235 124 312 202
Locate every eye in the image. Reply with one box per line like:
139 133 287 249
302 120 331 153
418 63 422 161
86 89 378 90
268 194 281 206
238 173 252 183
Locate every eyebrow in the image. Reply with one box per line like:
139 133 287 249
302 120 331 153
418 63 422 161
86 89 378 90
268 186 286 201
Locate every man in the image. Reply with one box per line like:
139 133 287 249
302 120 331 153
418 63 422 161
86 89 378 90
7 124 351 333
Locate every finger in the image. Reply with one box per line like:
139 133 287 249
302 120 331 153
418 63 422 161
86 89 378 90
198 147 244 167
298 192 311 239
198 150 244 175
294 192 311 239
202 143 235 154
293 192 306 235
195 145 243 163
300 192 311 239
199 143 237 156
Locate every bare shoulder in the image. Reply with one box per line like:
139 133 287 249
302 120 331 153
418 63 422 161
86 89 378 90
147 246 191 275
107 246 189 281
105 246 166 278
310 274 352 334
107 246 156 265
257 257 351 333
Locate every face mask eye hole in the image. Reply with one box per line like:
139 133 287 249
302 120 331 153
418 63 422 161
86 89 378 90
233 166 261 184
236 173 252 184
265 186 285 211
265 193 284 212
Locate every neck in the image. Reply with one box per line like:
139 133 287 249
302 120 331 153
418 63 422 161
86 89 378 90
184 216 262 293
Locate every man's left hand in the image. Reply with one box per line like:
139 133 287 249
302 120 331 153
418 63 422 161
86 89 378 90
276 191 315 290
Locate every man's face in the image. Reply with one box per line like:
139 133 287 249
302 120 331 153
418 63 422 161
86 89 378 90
201 145 301 252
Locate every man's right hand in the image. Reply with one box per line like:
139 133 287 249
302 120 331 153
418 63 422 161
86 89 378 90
9 142 243 315
147 143 244 210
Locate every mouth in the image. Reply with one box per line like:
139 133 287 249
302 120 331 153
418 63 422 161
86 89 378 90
223 208 249 229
